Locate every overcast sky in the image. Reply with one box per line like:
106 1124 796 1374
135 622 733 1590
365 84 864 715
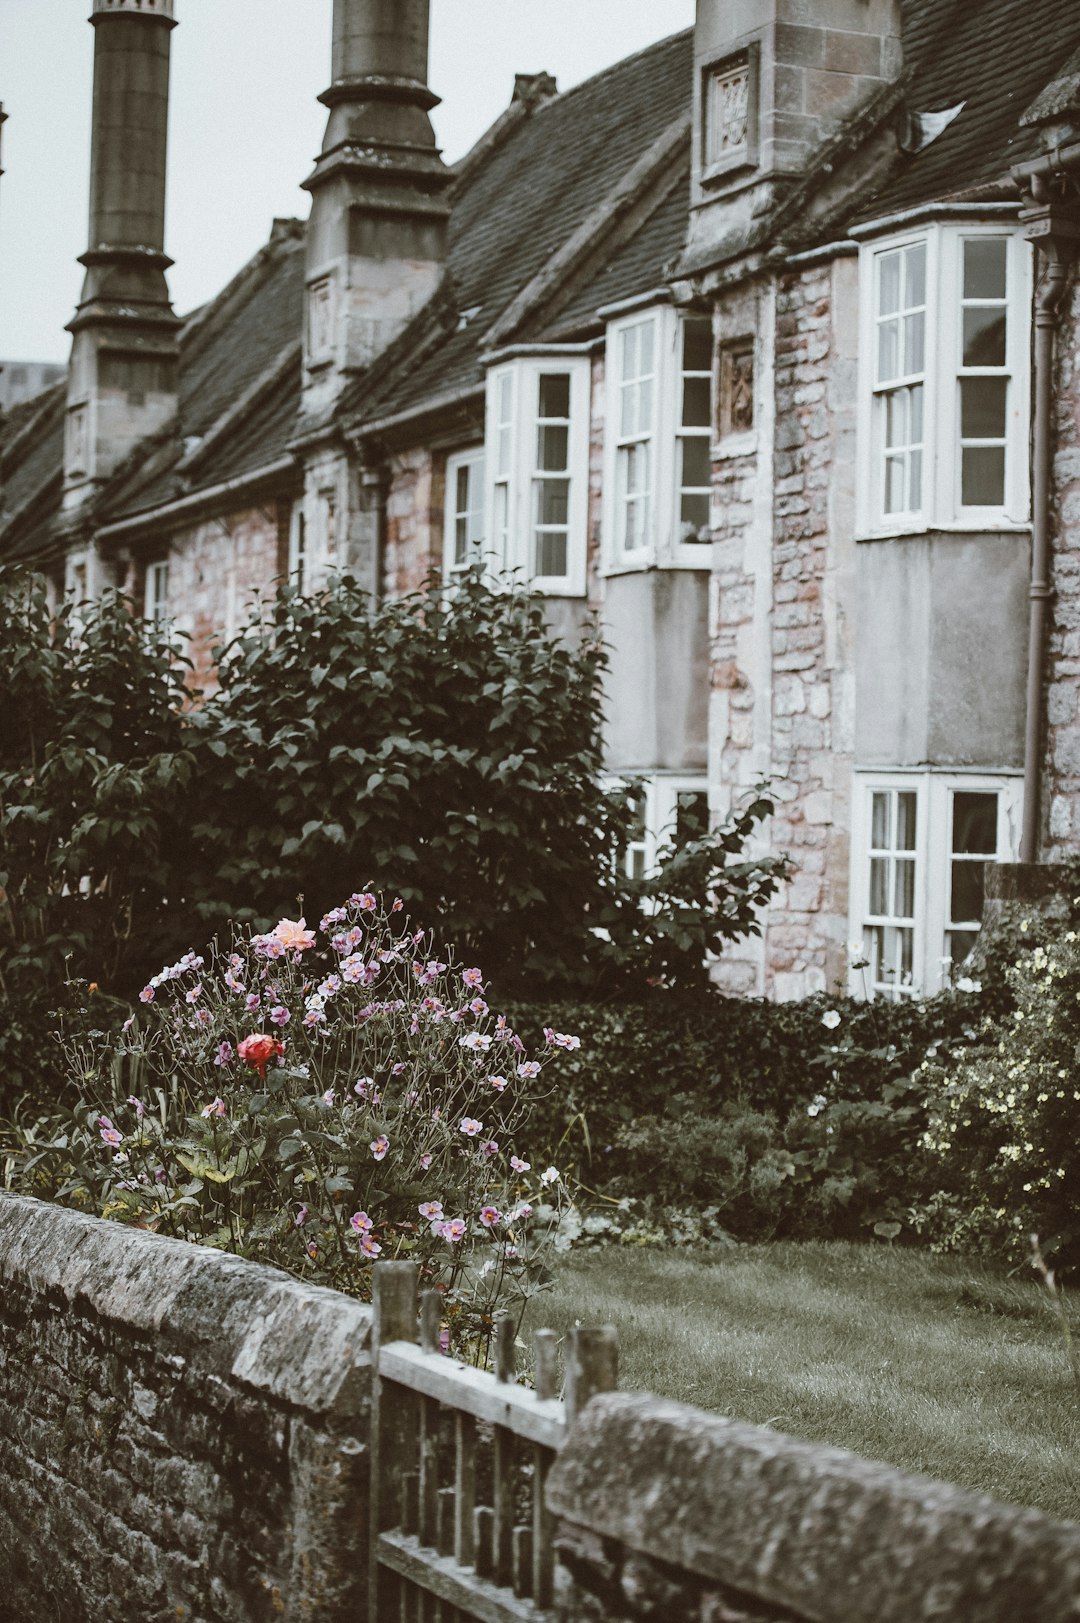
0 0 695 364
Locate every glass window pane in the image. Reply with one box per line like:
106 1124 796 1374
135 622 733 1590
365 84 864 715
909 448 922 510
878 251 901 316
870 857 889 915
682 376 711 428
962 308 1007 367
947 928 978 967
896 791 917 849
953 791 997 854
894 857 915 918
537 424 568 471
950 859 986 924
497 424 512 478
682 318 712 373
910 384 923 440
904 242 926 307
538 373 570 420
680 436 711 488
676 790 709 844
679 491 710 540
455 465 470 511
638 320 654 374
904 311 924 376
963 238 1007 300
961 376 1008 439
884 456 905 514
535 530 568 578
454 515 468 566
885 390 907 448
536 478 568 526
962 446 1006 506
871 792 890 849
877 319 899 384
621 325 638 380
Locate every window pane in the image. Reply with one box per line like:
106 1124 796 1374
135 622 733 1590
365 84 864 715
962 446 1006 505
870 857 889 915
682 318 712 373
679 491 710 539
455 465 470 510
962 308 1006 367
680 436 711 488
878 251 901 316
904 243 926 307
885 455 905 513
871 792 890 849
538 373 570 419
675 790 709 844
536 478 568 526
638 320 654 374
909 448 923 509
625 441 650 496
947 928 978 966
904 311 924 376
537 424 568 471
950 859 986 924
534 530 568 578
682 377 711 428
960 376 1007 439
910 384 923 439
896 791 917 849
497 424 512 478
885 390 907 448
963 239 1007 300
454 515 468 567
621 325 638 379
877 318 899 384
953 791 997 853
894 857 915 918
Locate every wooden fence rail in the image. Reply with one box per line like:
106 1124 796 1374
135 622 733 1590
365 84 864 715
370 1261 618 1623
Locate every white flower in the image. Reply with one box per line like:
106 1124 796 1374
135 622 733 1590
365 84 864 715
459 1032 492 1052
807 1094 828 1118
955 976 982 994
540 1166 560 1186
821 1009 841 1030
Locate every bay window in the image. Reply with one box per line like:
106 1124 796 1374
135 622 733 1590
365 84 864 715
483 356 589 594
850 771 1020 999
859 224 1030 533
604 306 715 568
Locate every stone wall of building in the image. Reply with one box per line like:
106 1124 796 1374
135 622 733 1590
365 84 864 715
547 1391 1080 1623
384 446 442 599
0 1192 372 1623
1043 265 1080 856
711 259 857 998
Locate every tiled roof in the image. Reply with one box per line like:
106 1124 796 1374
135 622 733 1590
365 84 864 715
850 0 1080 223
0 385 65 561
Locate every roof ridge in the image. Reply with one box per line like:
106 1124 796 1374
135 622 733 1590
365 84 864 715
524 26 691 121
179 228 304 366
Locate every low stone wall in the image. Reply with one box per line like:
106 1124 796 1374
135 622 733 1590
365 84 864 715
547 1391 1080 1623
0 1192 373 1623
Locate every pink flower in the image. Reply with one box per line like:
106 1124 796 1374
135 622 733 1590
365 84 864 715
294 1206 309 1227
553 1032 581 1051
468 998 488 1016
185 984 203 1004
479 1206 500 1228
419 1201 444 1221
322 1088 335 1106
419 1153 433 1171
139 986 155 1003
269 1005 291 1027
237 1032 284 1078
440 1218 467 1244
504 1243 520 1260
462 967 484 988
245 993 261 1012
391 898 403 912
272 917 316 953
306 1240 319 1260
460 1033 492 1052
127 1095 145 1119
488 1074 509 1092
192 1007 213 1028
391 1062 406 1077
100 1126 123 1148
214 1041 235 1068
481 1140 499 1159
121 1017 135 1033
517 1061 541 1079
512 1203 533 1221
459 1118 483 1138
360 1234 382 1258
353 1076 375 1099
510 1156 531 1174
302 1008 325 1027
350 1211 374 1233
370 1136 390 1161
200 1097 227 1119
351 892 378 912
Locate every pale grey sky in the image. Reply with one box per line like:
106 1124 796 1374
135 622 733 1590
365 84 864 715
0 0 695 364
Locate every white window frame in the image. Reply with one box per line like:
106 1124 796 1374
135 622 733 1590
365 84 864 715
443 447 486 579
849 770 1021 998
603 305 714 572
144 559 170 622
856 224 1031 537
287 501 307 591
606 772 710 882
483 357 589 596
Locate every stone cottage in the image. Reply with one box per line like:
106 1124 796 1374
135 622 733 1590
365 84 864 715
2 0 1080 1001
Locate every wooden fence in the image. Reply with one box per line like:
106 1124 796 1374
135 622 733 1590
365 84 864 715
369 1262 618 1623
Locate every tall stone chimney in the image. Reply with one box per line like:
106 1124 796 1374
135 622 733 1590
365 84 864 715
684 0 902 271
300 0 452 418
64 0 179 517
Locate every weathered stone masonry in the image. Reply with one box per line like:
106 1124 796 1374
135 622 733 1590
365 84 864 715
1044 266 1080 855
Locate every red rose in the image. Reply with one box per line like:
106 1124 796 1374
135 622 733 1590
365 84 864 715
237 1032 284 1078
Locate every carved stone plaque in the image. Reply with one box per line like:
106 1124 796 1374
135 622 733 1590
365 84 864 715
720 343 755 437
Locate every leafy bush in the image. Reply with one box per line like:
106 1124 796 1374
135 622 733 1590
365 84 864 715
3 895 576 1352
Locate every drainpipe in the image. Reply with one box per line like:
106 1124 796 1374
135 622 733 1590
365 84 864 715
1016 173 1080 862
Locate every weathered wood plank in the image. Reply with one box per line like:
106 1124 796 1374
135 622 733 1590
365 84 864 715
531 1444 554 1608
419 1393 440 1547
380 1345 566 1447
378 1532 550 1623
492 1425 514 1587
564 1325 618 1426
454 1411 476 1568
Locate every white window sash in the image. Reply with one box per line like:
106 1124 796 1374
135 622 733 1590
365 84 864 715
444 449 486 578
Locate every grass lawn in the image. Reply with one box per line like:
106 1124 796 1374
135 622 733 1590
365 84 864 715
523 1241 1080 1522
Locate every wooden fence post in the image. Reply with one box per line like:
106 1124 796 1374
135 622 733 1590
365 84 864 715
564 1326 619 1427
370 1262 418 1623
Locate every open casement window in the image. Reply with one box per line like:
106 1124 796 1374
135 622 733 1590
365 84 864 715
605 306 715 569
483 358 589 594
850 772 1021 999
287 502 307 591
609 773 710 882
859 226 1031 534
144 559 170 622
444 448 486 578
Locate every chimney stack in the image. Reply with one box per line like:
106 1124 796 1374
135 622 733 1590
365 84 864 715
64 0 179 517
301 0 452 418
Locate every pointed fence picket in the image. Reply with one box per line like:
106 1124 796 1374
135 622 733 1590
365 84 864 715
370 1261 618 1623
